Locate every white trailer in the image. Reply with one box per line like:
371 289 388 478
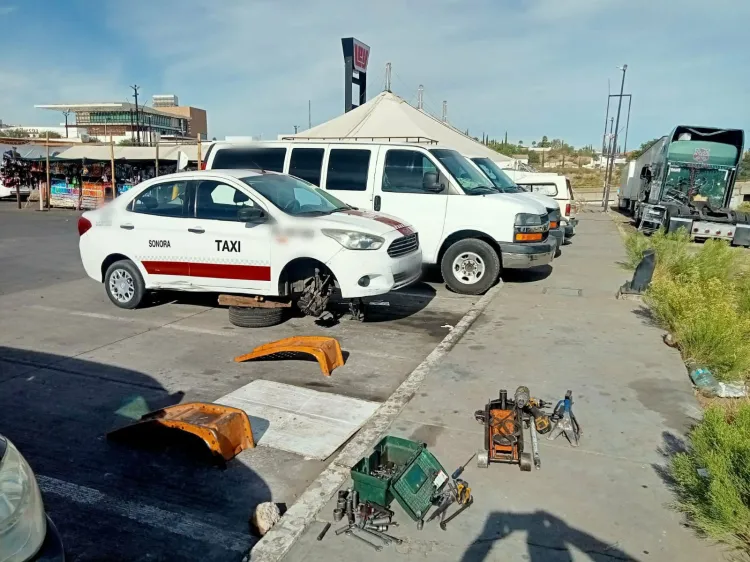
617 137 667 212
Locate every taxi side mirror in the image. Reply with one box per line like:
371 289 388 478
238 206 267 224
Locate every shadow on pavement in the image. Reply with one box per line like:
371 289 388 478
501 265 553 283
0 346 269 562
461 510 641 562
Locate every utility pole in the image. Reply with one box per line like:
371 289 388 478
293 125 299 134
603 64 627 211
308 100 311 130
417 85 424 110
131 85 141 145
601 79 611 159
63 110 70 138
441 100 447 122
384 62 392 92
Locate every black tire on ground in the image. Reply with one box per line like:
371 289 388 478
441 238 501 295
228 306 285 328
104 259 145 309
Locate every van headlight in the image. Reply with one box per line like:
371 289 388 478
322 229 384 250
0 437 47 562
514 213 549 242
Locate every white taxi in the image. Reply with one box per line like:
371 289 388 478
78 170 422 323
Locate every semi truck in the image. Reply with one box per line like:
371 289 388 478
618 125 750 247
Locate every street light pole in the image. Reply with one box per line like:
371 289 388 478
63 110 70 138
603 64 627 211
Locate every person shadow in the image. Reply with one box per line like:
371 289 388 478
461 510 641 562
0 345 272 562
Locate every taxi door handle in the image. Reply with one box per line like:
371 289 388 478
374 195 381 211
188 227 205 234
119 223 135 230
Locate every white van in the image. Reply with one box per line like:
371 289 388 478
504 171 577 240
466 156 564 252
205 141 555 295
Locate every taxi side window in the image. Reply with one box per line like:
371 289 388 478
130 181 188 217
195 179 256 222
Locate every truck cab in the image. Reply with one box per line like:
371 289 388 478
205 141 555 295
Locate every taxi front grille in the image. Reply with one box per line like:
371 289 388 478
388 233 419 258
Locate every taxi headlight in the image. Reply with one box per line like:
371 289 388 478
0 437 47 562
322 229 384 250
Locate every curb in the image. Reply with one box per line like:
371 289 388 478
248 283 503 562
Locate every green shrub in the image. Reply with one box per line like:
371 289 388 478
738 202 750 213
647 276 750 380
671 404 750 556
623 231 652 270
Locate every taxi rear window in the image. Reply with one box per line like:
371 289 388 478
212 148 286 172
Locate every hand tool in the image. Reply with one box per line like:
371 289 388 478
365 501 393 518
529 419 541 469
316 522 331 541
363 526 403 545
450 453 476 480
346 529 383 551
345 490 355 524
547 390 581 446
357 524 391 545
368 517 392 526
526 401 552 434
425 492 455 524
335 523 354 536
439 496 474 530
333 508 344 522
455 480 472 505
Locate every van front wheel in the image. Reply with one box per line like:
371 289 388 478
441 239 500 295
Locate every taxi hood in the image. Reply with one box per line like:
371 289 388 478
314 209 415 236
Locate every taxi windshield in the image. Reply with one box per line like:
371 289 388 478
470 158 523 193
242 174 350 216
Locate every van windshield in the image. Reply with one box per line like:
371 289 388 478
241 174 350 216
470 158 523 193
429 149 497 195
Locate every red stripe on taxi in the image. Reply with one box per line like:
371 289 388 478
142 261 271 281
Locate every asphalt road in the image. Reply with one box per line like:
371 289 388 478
0 201 478 562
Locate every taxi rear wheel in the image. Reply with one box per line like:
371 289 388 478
104 260 145 309
228 306 285 328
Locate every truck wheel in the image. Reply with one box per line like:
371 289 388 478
104 260 145 309
228 306 285 328
441 239 500 295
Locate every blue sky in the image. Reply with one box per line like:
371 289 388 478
0 0 747 149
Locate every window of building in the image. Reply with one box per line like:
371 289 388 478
325 149 371 191
194 179 257 221
130 181 188 217
211 148 286 172
289 148 324 186
382 150 440 193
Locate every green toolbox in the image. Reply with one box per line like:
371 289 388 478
351 436 448 522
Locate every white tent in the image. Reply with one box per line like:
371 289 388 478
284 91 513 163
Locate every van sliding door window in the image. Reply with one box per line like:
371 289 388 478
382 150 439 193
289 148 324 186
211 148 286 172
325 149 371 191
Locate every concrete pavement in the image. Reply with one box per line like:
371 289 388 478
281 213 722 562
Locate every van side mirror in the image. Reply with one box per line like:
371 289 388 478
238 206 267 224
422 172 445 193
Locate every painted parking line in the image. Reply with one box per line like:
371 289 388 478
37 475 252 552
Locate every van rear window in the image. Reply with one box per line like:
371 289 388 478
211 147 286 172
517 182 558 197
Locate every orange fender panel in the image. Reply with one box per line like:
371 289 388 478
234 336 345 376
108 402 255 461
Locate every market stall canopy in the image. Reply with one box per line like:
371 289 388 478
283 91 512 163
55 144 209 162
0 143 70 161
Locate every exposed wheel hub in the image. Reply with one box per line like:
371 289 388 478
452 252 485 285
